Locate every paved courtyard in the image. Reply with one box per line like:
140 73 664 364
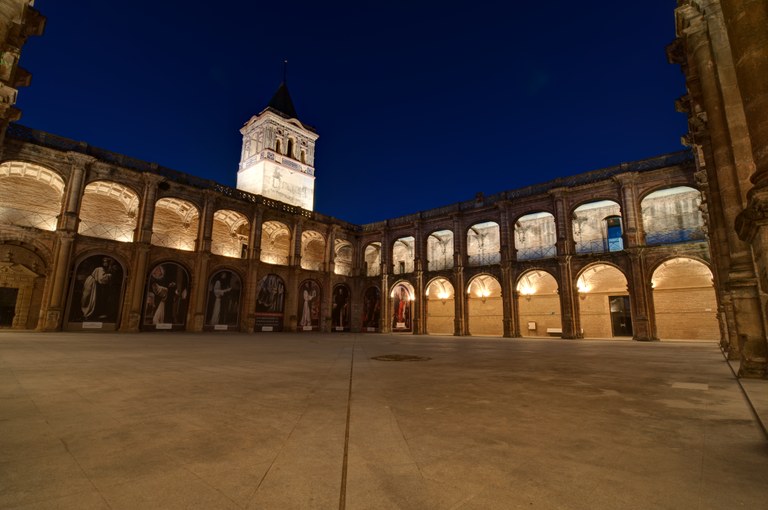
1 331 767 509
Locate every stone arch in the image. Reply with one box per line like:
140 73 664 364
211 209 249 258
466 273 502 336
467 221 500 267
333 239 353 276
425 276 455 335
651 257 718 340
141 260 191 330
427 229 454 271
78 180 139 242
572 200 623 254
0 160 65 231
260 221 291 266
151 197 199 251
514 211 557 260
641 186 705 245
364 242 381 276
576 263 631 338
0 242 47 329
516 269 561 337
301 230 326 271
390 280 415 332
65 252 127 330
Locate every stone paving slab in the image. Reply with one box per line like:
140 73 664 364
0 331 767 509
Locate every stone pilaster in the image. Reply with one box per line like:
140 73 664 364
614 173 644 247
40 231 74 331
626 249 657 341
558 256 581 339
550 188 573 256
58 153 94 232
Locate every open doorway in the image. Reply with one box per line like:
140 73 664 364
0 287 18 327
609 296 632 337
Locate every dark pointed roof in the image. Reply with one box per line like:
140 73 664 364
266 82 298 119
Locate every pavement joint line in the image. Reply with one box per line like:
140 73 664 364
721 348 768 441
339 341 355 510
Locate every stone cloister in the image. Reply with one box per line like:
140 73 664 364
0 127 717 341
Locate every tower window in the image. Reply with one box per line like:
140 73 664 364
300 150 306 164
287 139 295 158
275 139 282 154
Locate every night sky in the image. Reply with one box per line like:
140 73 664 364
17 1 687 225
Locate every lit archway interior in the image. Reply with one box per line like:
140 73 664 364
392 236 414 275
517 270 561 337
334 239 353 276
0 161 64 231
301 230 326 271
652 257 718 340
467 274 502 336
577 264 630 338
390 281 415 332
641 187 705 245
427 230 454 271
151 197 199 251
78 181 139 242
515 212 556 261
211 209 249 258
467 222 500 266
260 221 291 265
425 277 455 335
364 242 381 276
572 200 622 254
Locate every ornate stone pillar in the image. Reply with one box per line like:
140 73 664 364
724 0 768 377
550 188 573 256
380 231 391 333
413 220 424 335
558 256 581 339
626 250 657 341
189 193 215 331
497 202 515 337
614 173 644 247
136 174 163 244
452 215 467 336
242 206 263 332
40 232 74 331
325 224 338 274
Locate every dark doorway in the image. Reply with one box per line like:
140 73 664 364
0 287 19 327
609 295 632 337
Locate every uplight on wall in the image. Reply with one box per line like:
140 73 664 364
437 291 450 305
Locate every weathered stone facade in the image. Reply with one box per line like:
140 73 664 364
670 0 768 377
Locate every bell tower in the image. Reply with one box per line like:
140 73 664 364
236 81 319 210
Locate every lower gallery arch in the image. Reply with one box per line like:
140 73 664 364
390 281 414 332
425 277 455 335
577 263 631 338
66 254 125 331
516 269 561 337
652 257 718 340
361 286 381 332
0 243 47 329
204 269 242 331
331 284 351 332
141 261 190 331
467 274 502 336
254 273 285 332
298 279 321 331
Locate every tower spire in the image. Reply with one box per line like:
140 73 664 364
283 59 288 84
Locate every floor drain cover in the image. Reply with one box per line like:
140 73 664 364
370 354 431 362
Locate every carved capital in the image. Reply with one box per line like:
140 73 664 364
735 189 768 242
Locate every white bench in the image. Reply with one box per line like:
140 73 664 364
546 328 562 335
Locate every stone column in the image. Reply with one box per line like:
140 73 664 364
190 193 215 331
550 188 573 256
242 206 263 332
380 231 391 333
452 215 467 335
40 232 74 331
685 4 766 375
626 250 657 341
58 153 93 232
497 202 515 337
558 256 581 339
413 221 424 334
615 173 644 247
724 0 768 377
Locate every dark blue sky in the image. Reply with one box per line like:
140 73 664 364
18 1 686 225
